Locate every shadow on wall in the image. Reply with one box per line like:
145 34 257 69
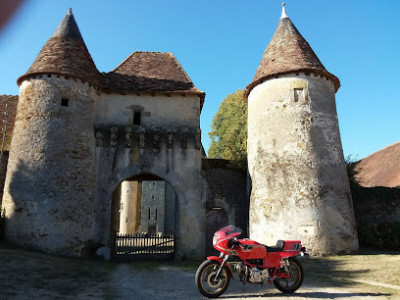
4 159 40 213
347 160 400 250
350 182 400 250
0 159 40 241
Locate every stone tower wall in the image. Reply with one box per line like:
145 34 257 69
248 72 358 255
1 76 98 256
118 180 141 234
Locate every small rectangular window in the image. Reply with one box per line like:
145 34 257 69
294 88 304 103
61 98 69 107
133 111 141 125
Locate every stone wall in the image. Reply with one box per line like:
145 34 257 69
139 181 166 234
202 158 248 253
0 152 9 206
202 159 248 230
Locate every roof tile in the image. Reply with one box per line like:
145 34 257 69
0 95 18 151
17 10 101 86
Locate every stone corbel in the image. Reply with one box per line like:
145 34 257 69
110 127 118 147
125 126 132 148
195 129 201 149
167 129 175 149
181 127 189 149
153 128 161 152
95 130 103 147
138 127 146 151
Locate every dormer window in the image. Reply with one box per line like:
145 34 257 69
127 105 144 126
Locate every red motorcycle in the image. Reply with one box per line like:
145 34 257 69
195 225 309 298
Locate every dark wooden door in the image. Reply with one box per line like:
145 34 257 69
206 208 228 255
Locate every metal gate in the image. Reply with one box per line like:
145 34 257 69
115 233 175 260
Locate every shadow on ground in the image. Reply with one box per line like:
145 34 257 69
222 291 391 299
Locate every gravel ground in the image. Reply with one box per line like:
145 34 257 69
108 263 399 300
1 243 399 300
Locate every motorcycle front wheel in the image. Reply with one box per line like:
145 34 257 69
195 260 230 298
273 257 304 293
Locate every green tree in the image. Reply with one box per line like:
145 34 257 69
208 89 247 169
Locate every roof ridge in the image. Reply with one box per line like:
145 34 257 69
111 52 136 73
166 52 193 85
112 51 175 73
361 141 400 161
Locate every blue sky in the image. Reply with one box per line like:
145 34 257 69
0 0 399 160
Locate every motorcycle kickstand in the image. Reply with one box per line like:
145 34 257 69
259 282 264 297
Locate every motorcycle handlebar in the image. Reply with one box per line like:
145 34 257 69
228 238 240 249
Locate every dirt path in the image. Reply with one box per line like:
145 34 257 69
108 263 398 299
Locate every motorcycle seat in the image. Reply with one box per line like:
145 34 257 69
265 240 285 253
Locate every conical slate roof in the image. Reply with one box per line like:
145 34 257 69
17 9 100 86
245 5 340 99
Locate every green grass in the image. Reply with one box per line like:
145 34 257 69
299 251 400 297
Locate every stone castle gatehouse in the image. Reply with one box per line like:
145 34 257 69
1 5 358 258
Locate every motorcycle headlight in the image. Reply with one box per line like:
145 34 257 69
213 235 217 246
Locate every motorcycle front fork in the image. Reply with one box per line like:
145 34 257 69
214 253 230 279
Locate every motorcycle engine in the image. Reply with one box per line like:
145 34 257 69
235 263 269 284
235 262 249 284
249 267 269 283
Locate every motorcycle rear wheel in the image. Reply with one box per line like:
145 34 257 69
273 257 304 294
195 260 230 298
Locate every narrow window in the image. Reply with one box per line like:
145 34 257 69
148 208 151 220
155 208 158 220
294 88 304 103
133 111 141 125
61 98 69 107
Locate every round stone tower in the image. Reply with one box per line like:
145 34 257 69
2 9 100 256
245 4 358 255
